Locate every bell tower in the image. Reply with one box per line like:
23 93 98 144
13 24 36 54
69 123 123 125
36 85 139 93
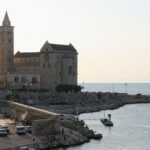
0 11 14 88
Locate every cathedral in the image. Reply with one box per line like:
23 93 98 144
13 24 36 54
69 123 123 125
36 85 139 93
0 12 78 91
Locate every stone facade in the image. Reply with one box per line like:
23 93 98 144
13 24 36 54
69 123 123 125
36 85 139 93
0 12 78 91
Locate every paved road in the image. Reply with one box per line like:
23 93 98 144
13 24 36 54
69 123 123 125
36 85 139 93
0 119 36 149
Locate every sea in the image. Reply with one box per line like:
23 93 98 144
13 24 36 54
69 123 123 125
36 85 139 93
80 83 150 95
58 83 150 150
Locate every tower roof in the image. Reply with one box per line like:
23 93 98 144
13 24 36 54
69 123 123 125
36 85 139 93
2 11 11 26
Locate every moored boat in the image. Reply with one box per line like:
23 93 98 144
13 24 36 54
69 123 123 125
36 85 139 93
100 114 113 126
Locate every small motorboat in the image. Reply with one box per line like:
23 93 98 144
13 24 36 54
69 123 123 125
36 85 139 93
100 114 113 126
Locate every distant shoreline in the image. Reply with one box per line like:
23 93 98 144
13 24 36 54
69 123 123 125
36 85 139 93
80 83 150 96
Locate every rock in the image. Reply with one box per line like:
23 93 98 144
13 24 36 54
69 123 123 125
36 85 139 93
92 133 103 140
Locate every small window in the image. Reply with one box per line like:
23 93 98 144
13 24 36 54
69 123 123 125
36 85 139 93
21 77 26 82
43 64 45 68
7 32 12 36
8 39 11 43
32 77 37 84
44 54 49 61
48 63 51 68
68 66 72 74
73 71 76 76
14 77 19 82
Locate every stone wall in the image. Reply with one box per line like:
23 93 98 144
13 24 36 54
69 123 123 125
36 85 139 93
32 117 61 136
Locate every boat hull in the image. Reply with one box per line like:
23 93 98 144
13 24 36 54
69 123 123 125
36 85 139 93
100 118 113 126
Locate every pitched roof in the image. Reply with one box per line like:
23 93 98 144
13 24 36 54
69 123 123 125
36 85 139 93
14 51 40 58
50 43 77 52
3 11 11 26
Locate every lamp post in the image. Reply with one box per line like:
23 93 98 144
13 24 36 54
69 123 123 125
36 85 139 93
112 83 114 93
24 82 32 121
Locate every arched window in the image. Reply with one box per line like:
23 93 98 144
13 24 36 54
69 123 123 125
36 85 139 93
32 76 37 84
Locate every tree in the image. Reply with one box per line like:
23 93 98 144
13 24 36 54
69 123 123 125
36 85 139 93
55 84 83 93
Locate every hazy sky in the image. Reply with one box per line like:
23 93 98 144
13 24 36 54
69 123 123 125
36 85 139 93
0 0 150 83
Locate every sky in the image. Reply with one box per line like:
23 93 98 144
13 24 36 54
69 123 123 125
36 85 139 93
0 0 150 83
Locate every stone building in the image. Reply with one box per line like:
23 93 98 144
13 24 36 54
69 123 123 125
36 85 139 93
0 12 78 91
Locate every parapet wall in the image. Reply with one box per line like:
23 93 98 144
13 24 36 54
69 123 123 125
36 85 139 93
0 100 58 121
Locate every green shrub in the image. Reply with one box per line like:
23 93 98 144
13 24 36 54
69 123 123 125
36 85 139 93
55 84 83 93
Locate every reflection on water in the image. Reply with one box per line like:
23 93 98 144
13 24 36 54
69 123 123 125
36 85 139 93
59 104 150 150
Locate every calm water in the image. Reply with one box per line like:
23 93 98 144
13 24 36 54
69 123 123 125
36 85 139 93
80 83 150 95
60 104 150 150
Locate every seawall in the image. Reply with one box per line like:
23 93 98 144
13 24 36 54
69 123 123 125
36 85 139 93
32 92 150 114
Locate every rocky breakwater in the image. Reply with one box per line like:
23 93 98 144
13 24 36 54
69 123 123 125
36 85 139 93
8 91 150 114
32 114 102 149
33 92 150 115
